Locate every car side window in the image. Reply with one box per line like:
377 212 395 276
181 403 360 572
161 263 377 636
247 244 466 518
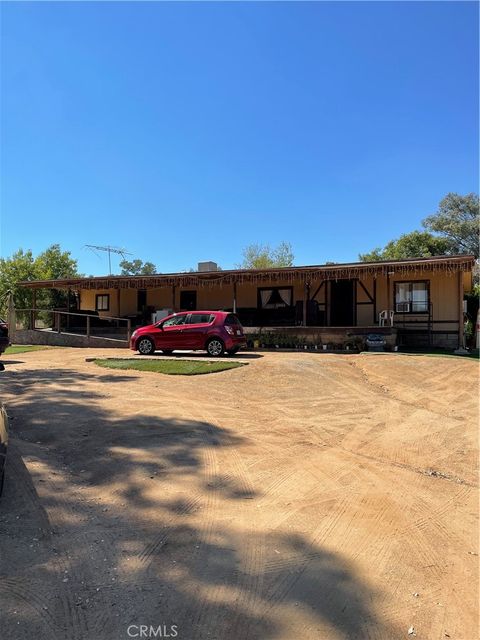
162 315 187 327
186 313 214 325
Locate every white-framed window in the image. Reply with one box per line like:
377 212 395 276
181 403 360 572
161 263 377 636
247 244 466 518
394 281 429 313
95 294 110 311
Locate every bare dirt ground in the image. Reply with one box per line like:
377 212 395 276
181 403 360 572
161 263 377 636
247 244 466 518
0 348 478 640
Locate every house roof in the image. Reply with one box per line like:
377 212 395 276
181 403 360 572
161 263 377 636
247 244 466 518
19 254 476 290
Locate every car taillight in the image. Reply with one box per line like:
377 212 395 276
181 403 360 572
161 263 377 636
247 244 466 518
225 326 234 335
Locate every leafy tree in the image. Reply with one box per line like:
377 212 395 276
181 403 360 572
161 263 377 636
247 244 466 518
360 193 479 262
0 249 38 311
239 241 294 269
359 231 450 262
423 192 479 258
35 244 78 279
119 259 157 275
0 244 80 312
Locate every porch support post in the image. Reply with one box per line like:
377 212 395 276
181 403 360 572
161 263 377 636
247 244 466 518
456 270 466 351
233 281 237 313
66 288 71 329
373 278 377 324
172 285 176 310
386 272 391 312
302 283 308 327
31 289 36 329
117 288 121 318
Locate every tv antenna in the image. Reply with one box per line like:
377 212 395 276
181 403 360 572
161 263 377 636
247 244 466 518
85 245 132 275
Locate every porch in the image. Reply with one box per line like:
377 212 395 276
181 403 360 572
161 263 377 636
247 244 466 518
15 255 473 350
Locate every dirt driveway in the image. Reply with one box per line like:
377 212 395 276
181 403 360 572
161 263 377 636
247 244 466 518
0 348 478 640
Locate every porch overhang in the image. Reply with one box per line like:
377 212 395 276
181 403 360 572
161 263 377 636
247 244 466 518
18 254 476 291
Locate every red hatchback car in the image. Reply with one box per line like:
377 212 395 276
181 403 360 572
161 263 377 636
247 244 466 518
130 311 247 357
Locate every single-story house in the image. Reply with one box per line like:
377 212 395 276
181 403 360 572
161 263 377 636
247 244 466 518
18 254 475 349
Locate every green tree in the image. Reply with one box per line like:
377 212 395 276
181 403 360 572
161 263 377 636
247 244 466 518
35 244 78 280
239 241 294 268
36 244 79 308
422 192 479 258
0 249 38 311
119 259 157 275
0 244 80 312
359 231 451 262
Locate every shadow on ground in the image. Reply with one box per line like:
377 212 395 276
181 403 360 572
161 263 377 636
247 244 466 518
0 364 399 640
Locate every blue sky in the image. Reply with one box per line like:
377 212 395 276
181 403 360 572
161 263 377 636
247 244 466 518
1 1 478 275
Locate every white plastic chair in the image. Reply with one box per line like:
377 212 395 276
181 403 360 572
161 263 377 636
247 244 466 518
379 310 394 326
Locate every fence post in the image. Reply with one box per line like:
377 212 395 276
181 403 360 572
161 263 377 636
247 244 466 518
127 319 131 343
86 315 91 338
57 312 61 334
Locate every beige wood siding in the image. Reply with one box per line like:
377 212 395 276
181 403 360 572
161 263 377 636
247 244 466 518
80 270 463 329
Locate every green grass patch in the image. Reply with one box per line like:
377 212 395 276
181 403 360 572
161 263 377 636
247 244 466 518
398 348 479 360
94 358 245 376
3 345 57 354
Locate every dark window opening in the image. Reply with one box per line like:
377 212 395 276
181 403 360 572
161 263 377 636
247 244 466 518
180 290 197 311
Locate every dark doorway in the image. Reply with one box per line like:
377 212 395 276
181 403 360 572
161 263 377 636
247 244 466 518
137 289 147 312
180 290 197 311
330 280 355 326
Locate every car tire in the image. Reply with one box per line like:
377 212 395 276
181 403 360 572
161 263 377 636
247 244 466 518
161 349 173 355
206 337 225 357
137 337 155 355
226 348 239 356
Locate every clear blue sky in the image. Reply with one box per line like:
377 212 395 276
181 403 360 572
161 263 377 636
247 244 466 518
1 1 478 275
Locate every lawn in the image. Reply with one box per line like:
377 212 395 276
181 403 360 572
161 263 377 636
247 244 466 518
94 358 245 375
3 345 56 354
398 348 479 360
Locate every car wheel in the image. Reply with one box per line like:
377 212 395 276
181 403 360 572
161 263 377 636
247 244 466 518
161 349 173 355
206 338 225 357
226 348 239 356
137 337 155 355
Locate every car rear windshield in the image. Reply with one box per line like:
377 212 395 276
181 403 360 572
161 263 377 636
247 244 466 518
224 314 241 326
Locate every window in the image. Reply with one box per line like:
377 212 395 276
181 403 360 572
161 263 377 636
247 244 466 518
258 287 293 309
95 294 110 311
394 281 429 313
186 313 214 324
162 314 188 327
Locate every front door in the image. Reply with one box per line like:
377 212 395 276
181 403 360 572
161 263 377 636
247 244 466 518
330 280 355 326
